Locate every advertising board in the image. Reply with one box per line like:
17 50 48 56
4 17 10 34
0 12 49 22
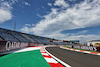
0 41 29 53
66 45 100 52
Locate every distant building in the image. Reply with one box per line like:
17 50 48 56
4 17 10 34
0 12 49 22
87 40 100 47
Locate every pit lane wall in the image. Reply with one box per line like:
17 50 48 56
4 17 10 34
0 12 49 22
0 41 37 54
65 45 100 52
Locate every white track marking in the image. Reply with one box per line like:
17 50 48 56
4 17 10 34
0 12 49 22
44 57 58 63
41 53 49 56
41 51 45 52
75 50 80 52
97 53 100 55
84 51 91 53
14 47 41 53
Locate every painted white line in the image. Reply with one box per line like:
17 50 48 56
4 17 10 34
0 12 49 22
84 51 91 53
41 53 49 56
75 50 80 52
14 47 41 53
44 47 71 67
44 57 58 63
97 53 100 55
41 51 46 52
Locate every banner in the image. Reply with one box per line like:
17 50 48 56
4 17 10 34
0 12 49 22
0 41 29 53
66 45 100 52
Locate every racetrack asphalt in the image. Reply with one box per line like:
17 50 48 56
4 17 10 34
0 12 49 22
46 47 100 67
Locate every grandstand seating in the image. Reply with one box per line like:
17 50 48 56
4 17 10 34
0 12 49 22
28 35 52 44
53 41 69 45
37 37 52 44
0 28 67 45
28 35 43 43
9 31 30 42
21 34 35 43
0 29 19 42
0 28 54 44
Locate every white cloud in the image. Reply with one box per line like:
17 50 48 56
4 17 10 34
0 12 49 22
32 0 100 34
73 30 88 35
68 0 76 1
42 6 45 8
41 6 46 10
0 1 13 23
37 14 43 18
32 24 35 26
42 32 99 43
0 9 12 23
21 0 100 43
40 31 99 43
48 3 52 6
36 8 40 11
25 24 31 26
0 0 19 23
54 0 69 8
24 2 30 6
64 34 100 44
21 26 31 33
25 24 35 27
21 24 36 33
1 2 13 10
0 0 29 24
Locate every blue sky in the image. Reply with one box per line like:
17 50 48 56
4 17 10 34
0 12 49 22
0 0 100 43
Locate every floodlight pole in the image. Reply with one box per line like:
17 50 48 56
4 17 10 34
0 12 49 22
14 21 16 31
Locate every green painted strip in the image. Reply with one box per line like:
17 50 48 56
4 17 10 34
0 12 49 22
0 50 50 67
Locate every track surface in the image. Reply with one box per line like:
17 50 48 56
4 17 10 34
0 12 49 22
46 47 100 67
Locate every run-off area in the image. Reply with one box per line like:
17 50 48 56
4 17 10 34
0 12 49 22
0 50 50 67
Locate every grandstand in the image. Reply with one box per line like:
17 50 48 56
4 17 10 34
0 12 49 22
0 28 53 44
0 28 79 46
0 29 19 42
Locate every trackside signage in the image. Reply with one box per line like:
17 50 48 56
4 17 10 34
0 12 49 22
66 45 100 52
0 41 29 53
73 46 97 51
6 41 29 51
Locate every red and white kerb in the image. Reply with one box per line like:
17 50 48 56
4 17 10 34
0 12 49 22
40 47 64 67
